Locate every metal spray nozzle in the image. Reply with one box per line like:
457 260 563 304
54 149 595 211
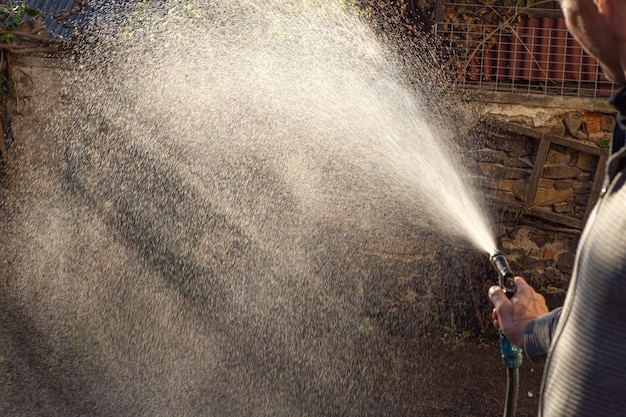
490 250 516 297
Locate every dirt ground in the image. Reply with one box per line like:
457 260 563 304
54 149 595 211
0 133 546 416
0 302 545 417
408 336 544 416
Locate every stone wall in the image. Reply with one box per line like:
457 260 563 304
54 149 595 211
466 93 615 306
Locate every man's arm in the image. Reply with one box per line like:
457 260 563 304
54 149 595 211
523 307 562 363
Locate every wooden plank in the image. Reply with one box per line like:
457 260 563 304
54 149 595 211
466 91 616 113
480 117 609 230
527 206 583 229
484 119 604 155
583 148 610 225
549 134 602 155
484 119 544 140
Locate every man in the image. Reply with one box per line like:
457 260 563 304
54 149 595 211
488 0 626 415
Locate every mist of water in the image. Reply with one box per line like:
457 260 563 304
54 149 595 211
122 0 496 253
0 1 497 415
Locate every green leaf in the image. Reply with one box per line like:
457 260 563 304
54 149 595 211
23 6 45 19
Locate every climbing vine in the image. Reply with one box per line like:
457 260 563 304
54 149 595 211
0 2 46 189
0 1 47 100
0 2 44 39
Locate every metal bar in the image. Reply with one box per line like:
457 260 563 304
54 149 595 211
438 6 618 98
435 0 445 24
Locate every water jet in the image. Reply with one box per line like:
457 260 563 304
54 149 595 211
0 1 507 415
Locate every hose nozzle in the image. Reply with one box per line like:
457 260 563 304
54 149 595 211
489 250 523 371
490 250 516 297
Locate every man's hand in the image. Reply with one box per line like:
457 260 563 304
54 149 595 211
488 276 549 348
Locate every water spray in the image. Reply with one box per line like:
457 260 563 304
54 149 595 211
489 250 522 417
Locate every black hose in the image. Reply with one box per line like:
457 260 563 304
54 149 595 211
504 367 519 417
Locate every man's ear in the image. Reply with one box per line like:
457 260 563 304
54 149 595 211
593 0 607 14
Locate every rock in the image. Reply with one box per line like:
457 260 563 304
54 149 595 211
601 113 616 131
534 187 575 206
547 123 567 137
572 180 591 191
478 163 503 178
505 167 532 180
583 112 603 134
533 111 554 127
544 268 557 280
546 148 572 166
575 152 598 172
554 180 571 190
534 113 567 136
512 180 527 200
473 148 507 163
543 249 556 260
588 131 609 146
507 115 534 127
544 287 567 310
556 251 576 272
554 201 574 213
576 172 594 182
575 193 590 206
539 178 555 188
563 112 583 136
576 208 587 219
505 137 535 158
508 156 534 168
542 165 580 179
484 178 514 191
479 163 530 180
492 189 517 202
574 131 588 140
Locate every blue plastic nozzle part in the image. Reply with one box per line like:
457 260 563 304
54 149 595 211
500 333 523 369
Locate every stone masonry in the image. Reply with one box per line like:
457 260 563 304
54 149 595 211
465 93 615 306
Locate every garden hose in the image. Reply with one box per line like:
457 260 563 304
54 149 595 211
490 251 523 417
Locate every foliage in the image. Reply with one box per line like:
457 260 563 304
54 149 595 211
125 0 210 37
0 2 44 40
70 322 96 358
443 0 558 30
355 0 437 30
0 2 44 100
0 2 46 189
442 311 472 350
130 0 152 22
358 316 375 335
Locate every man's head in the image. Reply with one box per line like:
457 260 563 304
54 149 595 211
559 0 626 85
